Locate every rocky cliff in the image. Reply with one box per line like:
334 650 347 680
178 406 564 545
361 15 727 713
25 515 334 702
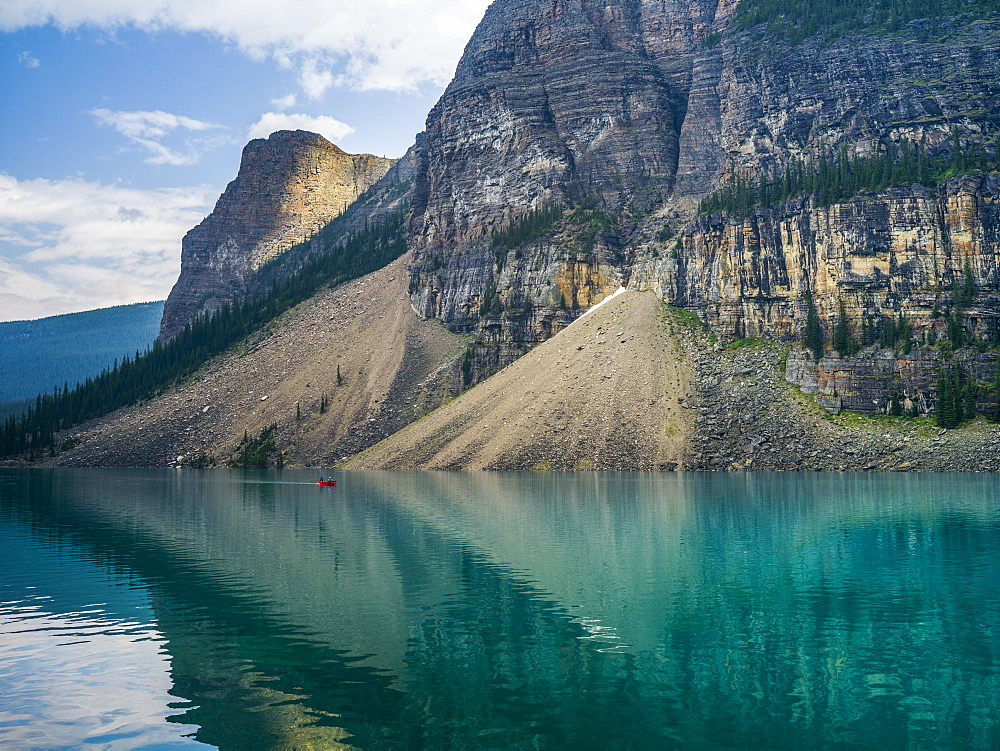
408 0 736 330
159 130 393 340
635 175 1000 343
405 1 1000 413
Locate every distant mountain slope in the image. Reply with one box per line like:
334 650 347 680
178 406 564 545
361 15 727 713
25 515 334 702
0 302 164 403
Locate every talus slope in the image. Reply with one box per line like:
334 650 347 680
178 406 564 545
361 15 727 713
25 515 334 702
50 255 467 468
346 290 693 470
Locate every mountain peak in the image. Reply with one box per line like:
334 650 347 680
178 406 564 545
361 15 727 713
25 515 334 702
158 134 394 340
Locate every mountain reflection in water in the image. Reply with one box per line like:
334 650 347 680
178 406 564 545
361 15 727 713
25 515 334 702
1 470 999 749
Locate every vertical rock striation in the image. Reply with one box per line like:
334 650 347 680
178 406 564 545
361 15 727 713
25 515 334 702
159 130 393 340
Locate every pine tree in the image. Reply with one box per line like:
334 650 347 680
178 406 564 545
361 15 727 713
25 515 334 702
953 366 966 423
960 259 976 308
889 395 903 417
862 316 876 346
832 299 851 356
993 352 1000 423
898 311 913 354
949 309 965 348
803 290 824 360
935 366 959 429
964 381 978 421
878 316 898 348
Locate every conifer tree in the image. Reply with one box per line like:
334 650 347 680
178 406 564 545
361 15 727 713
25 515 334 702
803 290 824 360
948 309 965 348
832 298 852 356
935 366 959 429
898 312 913 354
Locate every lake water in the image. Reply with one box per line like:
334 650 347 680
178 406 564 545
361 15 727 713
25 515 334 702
1 470 999 749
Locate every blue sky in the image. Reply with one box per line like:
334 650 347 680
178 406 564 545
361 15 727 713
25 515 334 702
0 0 491 322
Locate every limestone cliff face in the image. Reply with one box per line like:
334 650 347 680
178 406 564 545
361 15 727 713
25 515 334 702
632 175 1000 343
159 130 393 340
405 1 1000 402
407 0 735 373
409 0 732 249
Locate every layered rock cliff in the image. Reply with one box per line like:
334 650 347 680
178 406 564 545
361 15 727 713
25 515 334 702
405 1 1000 412
159 130 393 340
634 175 1000 343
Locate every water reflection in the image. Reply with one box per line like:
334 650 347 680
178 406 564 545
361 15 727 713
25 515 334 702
1 470 999 748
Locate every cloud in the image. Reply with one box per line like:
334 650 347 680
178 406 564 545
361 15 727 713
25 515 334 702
90 109 218 140
17 50 39 67
271 93 297 110
0 0 492 93
90 108 226 166
247 113 354 143
0 173 214 321
300 57 335 100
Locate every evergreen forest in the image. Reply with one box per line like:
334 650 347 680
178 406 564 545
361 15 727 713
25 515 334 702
698 138 999 218
0 301 164 403
733 0 1000 42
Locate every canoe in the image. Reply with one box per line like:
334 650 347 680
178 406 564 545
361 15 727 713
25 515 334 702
317 481 337 487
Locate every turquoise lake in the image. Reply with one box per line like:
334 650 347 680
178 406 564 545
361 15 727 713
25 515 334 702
1 469 999 749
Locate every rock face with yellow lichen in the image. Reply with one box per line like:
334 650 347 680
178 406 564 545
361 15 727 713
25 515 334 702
159 130 393 341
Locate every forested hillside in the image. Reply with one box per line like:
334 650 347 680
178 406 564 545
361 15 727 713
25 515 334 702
0 302 164 403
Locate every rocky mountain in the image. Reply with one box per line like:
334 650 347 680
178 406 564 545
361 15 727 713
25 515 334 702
14 1 1000 470
405 0 1000 416
159 130 394 340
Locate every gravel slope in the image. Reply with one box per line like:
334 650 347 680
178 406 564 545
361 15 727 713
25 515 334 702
44 254 468 468
27 259 1000 471
346 291 695 470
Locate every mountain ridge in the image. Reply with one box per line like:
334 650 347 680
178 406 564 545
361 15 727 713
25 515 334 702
0 301 163 404
8 0 1000 468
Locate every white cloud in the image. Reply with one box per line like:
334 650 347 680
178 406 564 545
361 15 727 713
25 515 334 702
90 108 226 166
90 109 218 140
300 57 335 100
0 173 214 321
271 93 297 110
0 0 492 93
247 113 354 143
17 50 39 67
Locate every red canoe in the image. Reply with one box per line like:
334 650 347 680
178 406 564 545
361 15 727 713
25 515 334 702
317 481 337 487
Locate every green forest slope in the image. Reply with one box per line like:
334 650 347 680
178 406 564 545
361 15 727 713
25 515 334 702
0 301 164 403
